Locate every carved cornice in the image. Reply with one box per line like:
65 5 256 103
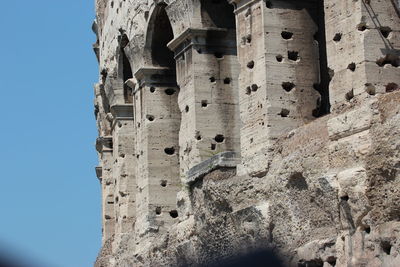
229 0 263 14
134 67 177 91
95 136 113 153
167 27 237 58
95 166 103 182
110 104 134 120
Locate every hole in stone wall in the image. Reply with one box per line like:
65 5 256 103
201 100 208 107
215 134 225 143
386 83 399 92
105 215 112 220
381 241 392 255
246 34 252 43
214 52 224 59
247 61 255 69
340 195 349 201
357 23 367 31
326 257 337 267
345 89 354 101
224 78 231 84
365 83 376 95
363 225 371 234
210 77 216 83
376 55 399 67
288 51 299 61
195 132 202 140
165 88 176 95
251 84 259 92
281 31 293 40
286 172 308 190
265 1 273 8
146 115 155 121
347 62 356 72
379 27 392 38
155 207 162 215
246 86 252 95
150 87 156 93
279 108 290 117
160 180 168 187
333 33 342 42
211 144 216 150
111 1 114 8
276 55 283 62
169 210 178 218
282 82 295 92
164 147 175 155
185 105 189 113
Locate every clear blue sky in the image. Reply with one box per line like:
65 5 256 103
0 1 101 266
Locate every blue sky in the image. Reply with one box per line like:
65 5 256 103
0 1 101 266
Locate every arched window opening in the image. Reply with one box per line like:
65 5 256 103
118 34 133 103
201 0 236 29
151 5 175 69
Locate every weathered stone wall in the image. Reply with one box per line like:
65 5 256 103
93 0 400 266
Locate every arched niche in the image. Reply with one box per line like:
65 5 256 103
200 0 236 29
144 3 175 69
117 33 133 103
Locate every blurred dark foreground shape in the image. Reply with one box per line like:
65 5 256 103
207 249 284 267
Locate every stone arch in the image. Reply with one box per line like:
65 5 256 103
144 3 175 68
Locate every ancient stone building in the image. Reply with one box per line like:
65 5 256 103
93 0 400 266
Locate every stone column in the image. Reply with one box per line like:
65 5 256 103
96 136 116 244
133 67 181 244
168 28 241 176
110 105 136 242
324 0 400 111
231 0 322 176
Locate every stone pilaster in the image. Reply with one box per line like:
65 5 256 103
96 136 115 244
324 0 400 111
232 0 322 176
168 28 241 176
133 67 181 243
109 104 136 242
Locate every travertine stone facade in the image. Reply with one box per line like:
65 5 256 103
93 0 400 266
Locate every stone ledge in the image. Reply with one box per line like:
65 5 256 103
187 151 240 185
95 166 103 181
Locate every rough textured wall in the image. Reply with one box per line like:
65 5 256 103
93 0 400 266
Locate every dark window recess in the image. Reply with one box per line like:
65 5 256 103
119 34 133 104
151 5 175 69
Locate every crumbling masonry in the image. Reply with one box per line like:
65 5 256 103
93 0 400 266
